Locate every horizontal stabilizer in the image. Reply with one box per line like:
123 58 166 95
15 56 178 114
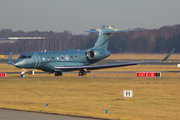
85 31 99 33
85 29 146 34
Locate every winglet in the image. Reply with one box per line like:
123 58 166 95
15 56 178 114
7 52 13 65
161 49 175 61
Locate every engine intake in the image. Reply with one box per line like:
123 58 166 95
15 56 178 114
86 49 110 61
87 50 95 59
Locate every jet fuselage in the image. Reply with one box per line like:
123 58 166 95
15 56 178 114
14 49 110 72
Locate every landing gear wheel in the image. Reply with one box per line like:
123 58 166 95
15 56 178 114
55 72 62 76
78 72 81 76
78 71 86 76
82 72 86 76
20 68 26 77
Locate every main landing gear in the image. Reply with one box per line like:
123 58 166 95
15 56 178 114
78 69 86 76
55 71 62 76
54 69 89 77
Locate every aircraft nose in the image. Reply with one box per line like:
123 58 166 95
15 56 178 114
14 62 20 67
14 61 24 68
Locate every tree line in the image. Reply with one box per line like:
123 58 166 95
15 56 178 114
0 24 180 54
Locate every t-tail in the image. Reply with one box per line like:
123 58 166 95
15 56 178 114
85 26 146 62
85 28 114 50
85 28 115 62
85 27 144 50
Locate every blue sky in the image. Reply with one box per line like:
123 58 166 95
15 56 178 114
0 0 180 34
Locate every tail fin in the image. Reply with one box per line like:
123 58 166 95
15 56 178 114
85 28 114 50
85 27 145 50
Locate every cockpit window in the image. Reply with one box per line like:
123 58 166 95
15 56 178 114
20 55 31 59
21 56 27 59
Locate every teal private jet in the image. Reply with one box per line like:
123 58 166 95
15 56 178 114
7 27 175 76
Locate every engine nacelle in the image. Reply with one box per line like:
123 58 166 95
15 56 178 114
86 49 110 61
87 50 95 59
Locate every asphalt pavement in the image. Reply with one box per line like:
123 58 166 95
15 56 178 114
0 109 97 120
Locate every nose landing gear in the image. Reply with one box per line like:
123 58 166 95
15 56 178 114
21 68 26 77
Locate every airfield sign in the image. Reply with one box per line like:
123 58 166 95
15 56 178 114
137 72 161 77
123 90 133 97
0 73 6 77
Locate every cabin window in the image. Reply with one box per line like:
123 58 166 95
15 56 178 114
60 55 65 61
57 57 59 60
52 57 54 60
75 56 78 59
42 57 45 60
47 57 50 60
65 55 69 61
71 56 73 60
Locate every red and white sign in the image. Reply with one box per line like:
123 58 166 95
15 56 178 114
0 73 6 77
137 72 157 77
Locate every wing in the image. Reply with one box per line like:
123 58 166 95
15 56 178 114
56 60 160 71
55 49 175 71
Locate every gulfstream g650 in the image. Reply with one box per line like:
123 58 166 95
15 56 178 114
7 26 175 76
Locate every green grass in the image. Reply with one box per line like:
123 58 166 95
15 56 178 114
0 53 180 120
0 77 180 120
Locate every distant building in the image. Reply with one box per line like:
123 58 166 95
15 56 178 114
8 37 46 40
0 37 46 43
0 38 16 43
